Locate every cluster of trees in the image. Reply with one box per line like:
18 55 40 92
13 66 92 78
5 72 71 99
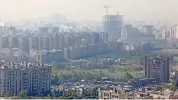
81 88 98 99
13 87 98 99
107 65 143 73
18 90 29 99
53 87 98 99
77 63 110 70
52 70 135 85
169 81 178 91
16 90 51 99
117 66 143 72
124 72 134 80
51 69 109 85
55 61 111 70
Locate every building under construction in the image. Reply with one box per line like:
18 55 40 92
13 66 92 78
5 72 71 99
102 14 124 38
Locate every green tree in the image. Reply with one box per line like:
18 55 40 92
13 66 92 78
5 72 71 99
18 90 28 98
88 88 93 97
67 88 73 96
92 88 98 98
0 91 4 97
170 82 176 91
51 75 59 85
125 72 133 80
83 88 90 97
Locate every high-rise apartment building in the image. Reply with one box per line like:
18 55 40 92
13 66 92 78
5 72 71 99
102 14 124 38
39 27 59 34
122 24 133 39
0 26 10 35
169 26 178 39
0 36 9 48
9 36 19 49
145 56 169 83
51 34 60 50
0 61 52 96
49 27 59 33
39 27 49 34
19 36 30 53
142 25 154 35
29 36 40 51
42 35 50 51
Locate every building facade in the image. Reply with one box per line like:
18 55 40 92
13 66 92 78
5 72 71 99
98 88 125 99
145 56 169 83
0 61 52 96
142 25 154 35
102 14 124 38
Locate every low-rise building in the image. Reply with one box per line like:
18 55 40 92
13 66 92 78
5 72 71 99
98 88 125 99
135 89 173 99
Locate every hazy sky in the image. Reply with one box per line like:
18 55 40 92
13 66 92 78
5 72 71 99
0 0 178 22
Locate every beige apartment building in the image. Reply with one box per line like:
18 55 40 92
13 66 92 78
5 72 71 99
0 61 52 96
98 88 125 99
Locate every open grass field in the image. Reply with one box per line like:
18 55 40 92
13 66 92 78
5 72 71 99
153 49 178 55
83 69 144 78
54 69 144 78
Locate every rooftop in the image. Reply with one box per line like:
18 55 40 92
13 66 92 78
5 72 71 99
0 60 51 69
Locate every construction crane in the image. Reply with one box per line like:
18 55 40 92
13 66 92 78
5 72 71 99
104 5 115 15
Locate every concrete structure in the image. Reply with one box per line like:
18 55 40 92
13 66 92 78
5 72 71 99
30 50 65 63
39 27 49 34
100 32 108 43
98 88 125 99
130 78 159 88
136 91 167 99
9 36 19 49
0 60 52 96
134 88 178 99
122 24 133 39
170 26 178 39
0 32 122 62
39 27 59 34
0 26 11 35
49 27 59 33
41 35 50 51
29 36 40 51
142 25 154 35
157 26 178 39
0 36 9 48
19 36 30 53
145 56 169 83
102 14 124 38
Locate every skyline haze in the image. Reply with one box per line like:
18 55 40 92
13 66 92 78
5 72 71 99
0 0 177 23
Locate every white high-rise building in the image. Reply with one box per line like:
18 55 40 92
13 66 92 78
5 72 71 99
102 14 124 38
174 26 178 39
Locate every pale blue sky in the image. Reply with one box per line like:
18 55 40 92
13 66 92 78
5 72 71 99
0 0 178 22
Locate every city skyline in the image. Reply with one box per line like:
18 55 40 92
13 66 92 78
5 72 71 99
0 0 178 22
1 0 178 99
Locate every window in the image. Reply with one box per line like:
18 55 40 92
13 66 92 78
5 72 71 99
112 95 119 98
104 93 109 97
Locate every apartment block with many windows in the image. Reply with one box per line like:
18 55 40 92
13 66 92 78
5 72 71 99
0 61 52 96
